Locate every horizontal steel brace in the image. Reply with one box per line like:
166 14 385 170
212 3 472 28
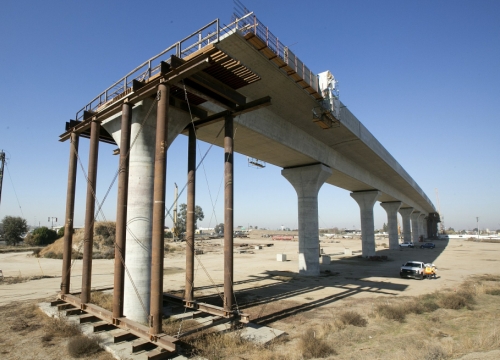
184 95 272 130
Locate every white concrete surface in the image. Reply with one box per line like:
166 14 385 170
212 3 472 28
102 97 193 323
411 211 421 244
399 207 414 243
282 164 332 275
380 201 402 249
350 191 381 257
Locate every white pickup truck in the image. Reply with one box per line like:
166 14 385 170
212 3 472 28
400 261 425 279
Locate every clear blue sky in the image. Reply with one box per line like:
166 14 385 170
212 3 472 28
1 0 499 232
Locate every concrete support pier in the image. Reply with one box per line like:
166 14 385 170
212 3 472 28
282 164 332 276
418 213 426 239
103 99 157 323
350 191 381 257
399 207 413 243
423 217 428 239
380 201 402 250
411 211 421 243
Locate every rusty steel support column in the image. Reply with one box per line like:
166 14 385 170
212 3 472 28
223 115 234 313
61 132 79 295
113 102 132 319
150 84 169 335
81 119 100 304
185 126 196 302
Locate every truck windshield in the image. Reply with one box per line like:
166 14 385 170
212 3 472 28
405 262 420 267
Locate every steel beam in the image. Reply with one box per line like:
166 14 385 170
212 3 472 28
150 83 169 335
61 132 79 294
59 58 211 142
185 126 196 302
183 96 271 130
223 115 234 313
58 293 177 351
113 102 132 319
81 120 100 303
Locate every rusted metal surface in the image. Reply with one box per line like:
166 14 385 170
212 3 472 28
185 300 232 318
150 83 169 336
113 102 132 319
184 299 249 323
58 293 177 352
81 120 100 304
224 115 234 313
185 126 196 302
184 96 271 131
61 132 79 295
60 57 212 143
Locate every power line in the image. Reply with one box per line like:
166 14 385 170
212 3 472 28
5 160 24 217
0 150 5 211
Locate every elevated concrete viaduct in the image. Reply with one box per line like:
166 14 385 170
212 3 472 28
57 10 439 349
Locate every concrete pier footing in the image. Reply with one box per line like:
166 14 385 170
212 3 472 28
380 201 402 250
350 191 381 257
282 164 332 276
399 207 413 243
410 211 421 244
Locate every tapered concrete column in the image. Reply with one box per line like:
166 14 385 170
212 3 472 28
350 191 381 257
113 102 132 320
185 126 196 302
399 207 413 243
380 201 401 250
410 211 421 243
418 213 426 239
61 132 79 295
123 101 157 324
282 164 332 276
81 120 100 304
423 217 428 239
102 97 192 324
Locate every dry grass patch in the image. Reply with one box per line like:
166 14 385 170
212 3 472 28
67 335 102 358
162 317 200 336
44 316 82 338
298 328 336 359
338 310 368 327
0 274 53 285
437 291 475 310
187 330 256 359
90 291 113 312
485 287 500 295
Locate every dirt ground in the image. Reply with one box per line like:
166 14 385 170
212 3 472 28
1 235 499 359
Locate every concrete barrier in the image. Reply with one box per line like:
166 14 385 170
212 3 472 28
276 254 287 261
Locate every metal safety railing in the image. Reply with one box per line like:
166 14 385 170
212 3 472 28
75 12 319 120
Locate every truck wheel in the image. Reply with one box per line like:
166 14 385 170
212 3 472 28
419 274 424 280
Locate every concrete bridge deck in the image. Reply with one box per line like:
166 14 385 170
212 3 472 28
190 30 434 214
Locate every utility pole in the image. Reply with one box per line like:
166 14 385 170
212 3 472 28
476 217 479 239
0 150 5 211
48 217 58 230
